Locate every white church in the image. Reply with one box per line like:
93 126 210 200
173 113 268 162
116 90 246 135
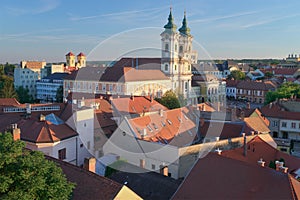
63 9 198 103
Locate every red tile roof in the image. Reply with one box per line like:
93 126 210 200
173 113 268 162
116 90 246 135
77 52 85 57
66 51 75 56
261 68 298 76
128 107 197 147
18 118 78 143
197 102 215 112
236 80 278 91
0 98 20 106
111 96 167 116
221 136 300 173
260 103 300 120
45 156 123 200
23 61 45 69
226 79 239 87
199 121 244 140
173 153 296 199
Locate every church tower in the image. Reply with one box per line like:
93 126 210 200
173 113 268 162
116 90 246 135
77 52 86 68
161 9 197 99
66 52 76 67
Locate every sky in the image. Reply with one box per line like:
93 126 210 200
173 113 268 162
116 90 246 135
1 0 300 63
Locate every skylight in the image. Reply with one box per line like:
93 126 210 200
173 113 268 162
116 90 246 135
167 119 172 125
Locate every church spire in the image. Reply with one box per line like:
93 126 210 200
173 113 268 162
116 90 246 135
179 10 191 36
164 7 177 32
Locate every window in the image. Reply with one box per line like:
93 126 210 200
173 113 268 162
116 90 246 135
272 121 278 127
164 64 168 71
273 132 278 138
282 122 287 128
282 132 288 139
175 44 177 51
185 82 188 90
174 65 177 71
152 164 155 170
179 46 183 53
188 65 191 71
165 43 169 51
58 148 66 160
87 141 90 150
292 122 296 129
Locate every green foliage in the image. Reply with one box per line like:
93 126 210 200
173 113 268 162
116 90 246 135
0 132 75 199
269 160 275 169
16 86 33 103
265 82 300 104
264 71 274 78
56 85 63 103
227 70 246 80
155 90 181 109
0 71 18 99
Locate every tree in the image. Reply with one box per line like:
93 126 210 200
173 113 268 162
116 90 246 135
155 90 181 109
0 81 18 98
56 85 63 103
15 86 33 103
264 71 274 79
227 70 246 80
265 82 300 104
0 132 75 199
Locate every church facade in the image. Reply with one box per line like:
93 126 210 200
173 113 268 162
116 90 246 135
63 9 198 104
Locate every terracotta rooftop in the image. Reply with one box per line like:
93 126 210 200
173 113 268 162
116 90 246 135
111 96 167 116
45 156 124 200
23 61 45 69
199 121 245 140
66 51 75 56
128 107 197 147
221 136 300 173
236 80 278 90
77 52 85 57
0 98 20 106
260 102 300 120
173 153 298 199
261 68 298 76
100 67 169 82
226 79 239 87
17 117 78 143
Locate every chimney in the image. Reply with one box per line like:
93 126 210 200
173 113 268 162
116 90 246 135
150 94 153 103
159 109 163 117
11 124 20 141
141 128 147 139
26 103 31 114
99 96 103 99
246 102 250 109
160 165 168 176
279 166 288 173
275 161 284 171
215 148 222 155
40 114 45 121
269 102 273 109
83 157 96 173
130 94 134 101
243 133 247 157
257 158 265 167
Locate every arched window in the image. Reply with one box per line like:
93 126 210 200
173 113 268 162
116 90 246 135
179 46 183 53
165 43 169 51
164 64 168 71
174 65 177 71
175 44 177 51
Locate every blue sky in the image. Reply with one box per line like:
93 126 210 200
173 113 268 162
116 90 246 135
1 0 300 63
